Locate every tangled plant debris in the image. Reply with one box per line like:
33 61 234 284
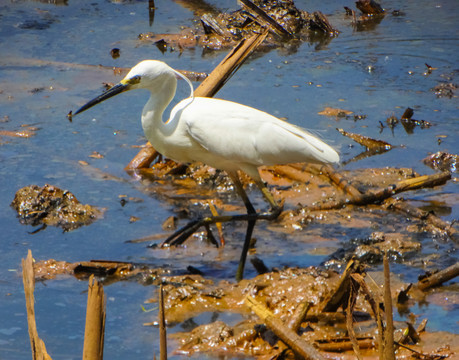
11 184 103 232
138 0 338 54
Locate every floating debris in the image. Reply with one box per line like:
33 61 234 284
138 0 338 53
355 0 384 15
326 231 422 266
433 82 457 98
318 107 353 117
337 128 392 151
89 151 104 159
32 258 169 283
110 48 120 59
423 151 458 172
0 128 36 138
400 107 432 132
380 108 432 134
345 0 385 31
11 184 103 232
424 62 437 75
386 114 398 129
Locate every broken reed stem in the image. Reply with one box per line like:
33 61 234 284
376 305 385 360
287 302 311 333
246 295 324 360
208 201 225 246
82 275 106 360
299 171 454 236
346 277 362 360
315 338 375 352
316 164 362 197
22 250 53 360
159 285 167 360
383 254 395 360
309 171 451 211
322 258 362 312
416 262 459 291
305 312 346 323
278 163 363 197
239 0 292 37
351 273 385 358
350 274 381 324
194 30 268 97
125 142 158 170
274 166 455 238
364 171 451 202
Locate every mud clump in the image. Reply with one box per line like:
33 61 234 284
11 184 102 231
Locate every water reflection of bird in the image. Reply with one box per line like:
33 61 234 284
74 60 339 280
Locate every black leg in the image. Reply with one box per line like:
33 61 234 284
158 172 283 280
229 174 257 282
236 217 256 281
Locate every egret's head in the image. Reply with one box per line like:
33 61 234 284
74 60 176 116
123 60 176 90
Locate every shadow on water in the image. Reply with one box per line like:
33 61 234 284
0 0 457 358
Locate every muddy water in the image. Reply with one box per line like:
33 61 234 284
0 0 457 359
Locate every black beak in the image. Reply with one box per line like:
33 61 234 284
74 83 129 115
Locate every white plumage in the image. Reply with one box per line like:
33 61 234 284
119 60 339 182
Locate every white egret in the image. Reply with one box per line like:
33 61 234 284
74 60 339 280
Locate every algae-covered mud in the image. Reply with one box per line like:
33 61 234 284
0 0 457 359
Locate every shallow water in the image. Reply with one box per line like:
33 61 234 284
0 0 458 358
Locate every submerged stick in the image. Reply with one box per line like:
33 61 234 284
385 198 456 238
246 296 324 360
22 250 53 360
82 275 106 360
416 262 459 291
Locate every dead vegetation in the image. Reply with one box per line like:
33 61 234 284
27 253 459 359
11 184 103 232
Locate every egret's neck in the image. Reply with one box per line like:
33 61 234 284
141 73 177 142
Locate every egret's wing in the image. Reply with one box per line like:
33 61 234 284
183 97 339 168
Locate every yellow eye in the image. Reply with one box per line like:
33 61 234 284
121 75 141 85
129 75 141 84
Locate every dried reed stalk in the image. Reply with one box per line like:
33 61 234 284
159 285 167 360
246 295 324 360
82 275 106 360
22 250 53 360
